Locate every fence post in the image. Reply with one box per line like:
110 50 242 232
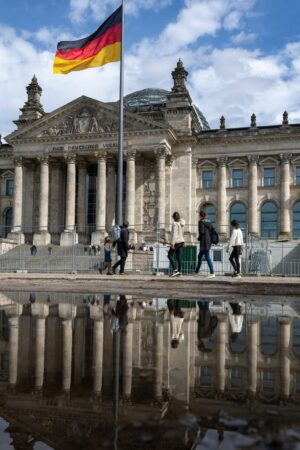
72 226 76 274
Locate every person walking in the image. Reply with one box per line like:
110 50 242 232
99 236 113 275
167 299 185 348
227 219 244 278
195 210 215 278
112 221 129 275
168 212 185 277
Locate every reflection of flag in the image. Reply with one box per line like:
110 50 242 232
53 5 122 74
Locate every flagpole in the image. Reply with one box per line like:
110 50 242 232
116 0 125 226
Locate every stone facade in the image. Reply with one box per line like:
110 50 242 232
1 60 300 246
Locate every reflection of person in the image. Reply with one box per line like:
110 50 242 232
197 301 218 351
195 211 215 278
228 302 245 342
227 220 244 278
168 212 185 277
167 299 184 348
112 221 130 275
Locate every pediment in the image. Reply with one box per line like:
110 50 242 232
197 159 217 168
0 170 14 179
227 158 247 167
5 95 165 143
259 156 279 165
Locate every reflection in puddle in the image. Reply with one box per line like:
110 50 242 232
0 292 298 449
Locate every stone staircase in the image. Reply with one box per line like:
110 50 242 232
0 244 102 273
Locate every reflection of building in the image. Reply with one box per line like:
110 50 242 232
0 295 299 448
1 60 300 247
0 294 299 403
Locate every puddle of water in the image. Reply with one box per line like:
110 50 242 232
0 292 299 449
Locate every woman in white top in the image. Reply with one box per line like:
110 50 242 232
168 211 185 277
227 220 244 278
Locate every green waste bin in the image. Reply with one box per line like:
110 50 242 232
181 245 197 274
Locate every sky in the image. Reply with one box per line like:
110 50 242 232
1 0 300 138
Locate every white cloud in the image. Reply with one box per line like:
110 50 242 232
1 0 300 140
231 31 257 44
69 0 173 24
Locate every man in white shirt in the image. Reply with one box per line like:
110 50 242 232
227 220 244 278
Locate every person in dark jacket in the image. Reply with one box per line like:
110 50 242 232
195 211 215 277
112 221 130 275
197 301 218 351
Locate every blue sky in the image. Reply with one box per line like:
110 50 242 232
1 0 300 136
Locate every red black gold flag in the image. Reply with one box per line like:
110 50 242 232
53 5 122 74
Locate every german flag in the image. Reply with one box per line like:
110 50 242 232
53 5 122 74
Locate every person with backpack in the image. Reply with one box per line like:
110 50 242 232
195 210 216 278
168 211 185 277
112 221 130 275
197 300 218 352
227 219 244 278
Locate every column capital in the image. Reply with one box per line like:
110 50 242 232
95 151 107 161
13 156 23 167
37 154 49 165
217 156 228 167
64 152 76 164
126 149 136 161
107 155 116 166
280 153 292 164
155 147 170 159
166 155 175 167
248 155 259 165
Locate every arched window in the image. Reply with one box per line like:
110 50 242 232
261 202 278 238
230 202 247 234
293 201 300 238
4 208 13 237
202 203 216 225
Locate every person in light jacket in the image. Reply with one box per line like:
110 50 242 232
167 299 184 348
227 220 244 278
168 212 185 277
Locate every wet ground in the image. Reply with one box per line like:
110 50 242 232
0 291 298 449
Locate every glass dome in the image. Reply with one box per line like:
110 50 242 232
124 88 210 130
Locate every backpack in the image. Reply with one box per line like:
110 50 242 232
111 224 121 243
210 227 219 245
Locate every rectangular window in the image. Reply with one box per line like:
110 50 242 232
200 366 212 386
263 371 275 390
232 169 244 188
231 368 242 387
296 167 300 185
6 179 14 196
264 168 275 186
1 353 9 370
202 170 213 189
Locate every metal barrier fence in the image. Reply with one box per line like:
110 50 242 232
0 222 300 276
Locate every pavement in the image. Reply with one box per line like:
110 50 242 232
0 272 298 300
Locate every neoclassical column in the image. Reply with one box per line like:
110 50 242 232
59 304 76 392
33 155 51 245
247 319 258 396
73 309 86 386
126 150 136 233
31 304 49 391
106 157 116 231
77 160 87 235
279 317 291 399
6 304 23 388
92 315 104 394
156 148 167 229
122 309 136 399
60 153 77 246
9 157 25 243
216 315 227 392
248 156 259 235
280 154 291 238
217 157 228 237
154 318 164 400
91 152 106 245
165 156 174 232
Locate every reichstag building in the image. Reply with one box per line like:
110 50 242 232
1 59 300 246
